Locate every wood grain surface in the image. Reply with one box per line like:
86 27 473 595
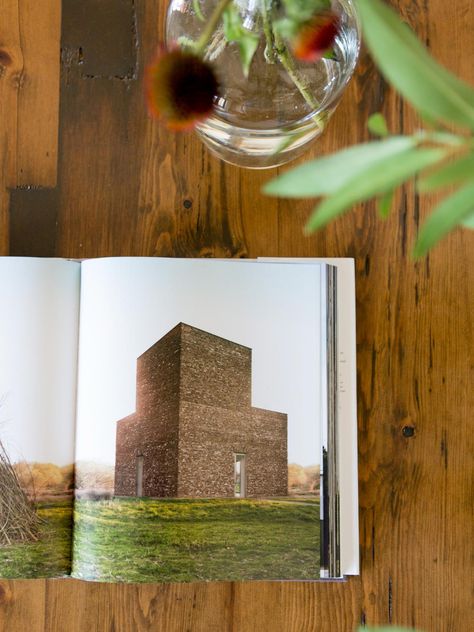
1 0 473 630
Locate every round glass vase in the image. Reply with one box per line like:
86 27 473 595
166 0 360 169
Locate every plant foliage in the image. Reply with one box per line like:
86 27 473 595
265 0 474 256
358 628 421 632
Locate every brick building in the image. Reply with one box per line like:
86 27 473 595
114 323 288 498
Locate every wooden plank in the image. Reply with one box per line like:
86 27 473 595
62 0 137 79
56 0 139 257
0 191 9 255
0 581 45 632
0 0 22 209
45 580 232 632
35 578 361 632
1 0 473 630
0 0 22 253
15 0 61 187
233 580 361 631
9 187 58 256
50 580 361 632
0 0 60 260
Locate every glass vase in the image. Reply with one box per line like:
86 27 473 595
166 0 361 169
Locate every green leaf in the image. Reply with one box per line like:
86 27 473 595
222 5 243 41
192 0 205 22
357 0 474 131
358 628 421 632
272 17 299 40
462 211 474 229
377 189 394 217
368 113 389 137
415 130 466 147
414 180 474 256
264 137 417 198
282 0 331 23
222 5 259 77
323 49 337 60
238 33 260 77
417 152 474 192
306 147 446 231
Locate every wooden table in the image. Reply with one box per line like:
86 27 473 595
0 1 472 630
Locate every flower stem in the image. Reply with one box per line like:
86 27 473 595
272 28 319 111
193 0 205 22
195 0 233 55
260 0 277 63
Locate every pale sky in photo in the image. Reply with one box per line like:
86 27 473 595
0 258 80 466
0 258 326 468
75 258 325 467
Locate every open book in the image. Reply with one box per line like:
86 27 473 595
0 257 358 582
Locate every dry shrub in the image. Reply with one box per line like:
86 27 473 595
0 440 40 545
304 464 321 493
75 462 114 499
288 463 321 495
14 462 74 499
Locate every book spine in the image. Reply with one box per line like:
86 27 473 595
321 265 340 578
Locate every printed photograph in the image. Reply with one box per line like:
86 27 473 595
73 259 324 582
0 260 80 578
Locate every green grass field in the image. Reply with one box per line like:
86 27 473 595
0 500 73 579
72 497 320 583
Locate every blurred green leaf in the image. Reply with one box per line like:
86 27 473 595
462 211 474 229
377 189 394 217
192 0 205 22
357 0 474 131
417 152 474 192
282 0 331 22
415 131 466 147
358 627 421 632
414 180 474 256
368 113 389 137
264 137 417 198
238 33 259 77
223 5 259 77
323 49 337 60
306 147 446 231
223 5 243 40
273 17 298 40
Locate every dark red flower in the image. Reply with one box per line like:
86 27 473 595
293 12 340 62
145 47 219 131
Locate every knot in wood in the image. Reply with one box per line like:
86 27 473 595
402 425 416 438
0 49 13 67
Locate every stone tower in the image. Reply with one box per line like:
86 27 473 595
114 323 288 498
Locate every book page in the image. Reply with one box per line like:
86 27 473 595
73 257 325 583
261 257 359 576
0 258 81 579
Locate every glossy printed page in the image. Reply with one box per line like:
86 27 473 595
0 258 81 579
73 257 325 583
